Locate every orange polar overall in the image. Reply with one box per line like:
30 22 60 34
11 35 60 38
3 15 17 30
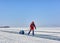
28 21 36 35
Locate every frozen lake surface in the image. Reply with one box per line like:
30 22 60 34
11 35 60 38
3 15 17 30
0 27 60 43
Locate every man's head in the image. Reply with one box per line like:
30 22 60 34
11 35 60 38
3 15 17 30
32 21 34 24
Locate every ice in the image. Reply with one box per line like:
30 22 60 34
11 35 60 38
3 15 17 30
0 27 60 43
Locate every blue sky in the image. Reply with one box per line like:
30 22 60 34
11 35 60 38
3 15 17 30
0 0 60 27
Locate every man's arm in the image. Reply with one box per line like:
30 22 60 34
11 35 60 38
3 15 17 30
33 24 36 29
35 26 36 29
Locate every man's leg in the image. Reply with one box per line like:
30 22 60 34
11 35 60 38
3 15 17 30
32 30 34 36
28 30 31 35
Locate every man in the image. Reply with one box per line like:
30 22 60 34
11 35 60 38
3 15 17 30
28 21 36 36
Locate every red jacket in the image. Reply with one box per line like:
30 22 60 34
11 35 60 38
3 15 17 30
30 23 36 30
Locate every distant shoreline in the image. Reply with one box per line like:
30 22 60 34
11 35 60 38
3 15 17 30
0 26 10 28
